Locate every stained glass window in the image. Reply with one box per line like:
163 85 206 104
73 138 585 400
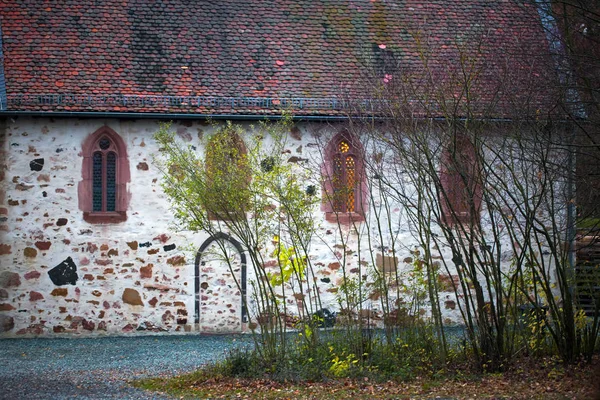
332 138 359 213
339 140 350 153
345 156 355 212
99 138 110 150
106 152 116 212
440 134 481 226
333 154 344 211
92 152 103 212
91 137 118 212
82 127 130 223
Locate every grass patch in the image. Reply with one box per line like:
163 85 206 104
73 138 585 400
131 328 600 399
133 359 598 399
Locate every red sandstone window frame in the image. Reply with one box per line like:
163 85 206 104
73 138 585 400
439 133 482 228
79 126 130 224
322 132 367 224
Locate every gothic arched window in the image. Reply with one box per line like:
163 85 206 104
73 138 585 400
92 136 118 212
333 139 358 213
204 129 250 220
439 133 482 227
79 126 130 223
323 132 366 223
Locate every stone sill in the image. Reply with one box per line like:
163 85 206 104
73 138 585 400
325 211 365 224
83 211 127 224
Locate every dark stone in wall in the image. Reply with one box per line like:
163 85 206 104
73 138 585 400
56 218 68 226
139 242 151 248
48 257 79 286
287 156 308 163
0 315 14 332
82 319 95 331
136 321 166 332
16 183 34 191
163 244 176 252
0 272 20 288
445 300 457 310
290 126 302 141
29 158 44 171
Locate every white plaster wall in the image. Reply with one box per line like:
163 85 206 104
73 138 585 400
0 116 470 337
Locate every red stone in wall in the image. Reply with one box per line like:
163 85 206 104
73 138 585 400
167 255 185 266
51 288 67 296
24 271 41 280
29 291 43 301
34 241 51 250
140 264 153 278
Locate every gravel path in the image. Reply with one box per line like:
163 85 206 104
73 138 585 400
0 335 253 399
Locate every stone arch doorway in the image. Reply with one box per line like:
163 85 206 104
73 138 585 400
194 233 247 333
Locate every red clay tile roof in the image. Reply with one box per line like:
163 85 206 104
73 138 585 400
0 0 559 117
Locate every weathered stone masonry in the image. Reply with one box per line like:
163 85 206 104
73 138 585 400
0 117 205 336
0 116 465 337
0 0 562 337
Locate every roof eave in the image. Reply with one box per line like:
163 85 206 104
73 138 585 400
0 110 353 121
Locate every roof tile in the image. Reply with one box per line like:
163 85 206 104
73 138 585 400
1 0 557 116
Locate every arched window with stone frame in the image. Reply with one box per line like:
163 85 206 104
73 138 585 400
79 126 130 223
322 131 366 223
439 132 482 228
204 128 251 221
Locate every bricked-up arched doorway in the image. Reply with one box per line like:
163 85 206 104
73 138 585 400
194 233 247 333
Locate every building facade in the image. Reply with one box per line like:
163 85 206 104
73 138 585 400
0 0 564 336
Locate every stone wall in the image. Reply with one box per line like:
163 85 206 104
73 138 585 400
0 116 464 337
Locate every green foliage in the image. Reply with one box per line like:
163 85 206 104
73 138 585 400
328 347 359 377
268 236 307 287
154 114 323 373
203 123 252 219
337 276 367 319
219 347 261 378
194 325 460 383
154 107 599 388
